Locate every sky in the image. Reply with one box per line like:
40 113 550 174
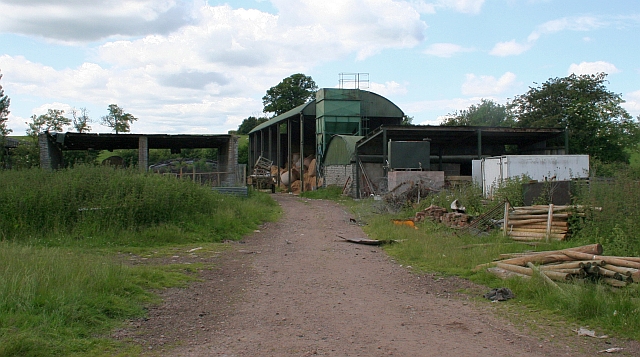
1 0 639 135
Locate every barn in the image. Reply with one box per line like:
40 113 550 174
248 88 567 197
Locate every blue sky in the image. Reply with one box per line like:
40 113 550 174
1 0 639 135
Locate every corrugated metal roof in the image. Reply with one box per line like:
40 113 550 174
323 135 364 165
249 101 316 134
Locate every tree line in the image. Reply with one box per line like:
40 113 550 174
440 73 639 163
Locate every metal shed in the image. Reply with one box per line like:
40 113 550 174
248 88 403 193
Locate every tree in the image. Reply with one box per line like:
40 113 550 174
26 109 71 139
262 74 318 117
0 71 11 137
442 99 513 127
401 115 414 126
237 116 269 135
71 107 92 133
509 73 640 163
101 104 137 134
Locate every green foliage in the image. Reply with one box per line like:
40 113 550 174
509 73 640 163
300 185 344 200
571 168 640 257
492 175 529 207
64 150 100 168
442 99 513 127
0 242 191 357
6 140 39 169
0 71 11 137
26 109 71 139
262 73 317 117
401 114 414 126
0 166 280 247
237 135 249 165
100 104 137 134
417 183 485 216
71 107 92 133
237 116 269 135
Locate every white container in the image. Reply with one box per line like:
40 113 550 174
476 155 589 198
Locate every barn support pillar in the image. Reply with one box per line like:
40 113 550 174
138 136 148 171
38 133 63 170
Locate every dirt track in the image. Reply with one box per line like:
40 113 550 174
122 194 639 356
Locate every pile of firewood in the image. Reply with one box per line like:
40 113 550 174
414 205 471 228
478 244 640 287
503 204 586 241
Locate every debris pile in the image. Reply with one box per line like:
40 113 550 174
478 244 640 287
413 204 471 228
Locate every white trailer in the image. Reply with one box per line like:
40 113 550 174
474 155 590 198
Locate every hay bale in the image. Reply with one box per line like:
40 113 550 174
291 180 302 194
281 168 300 185
308 159 317 177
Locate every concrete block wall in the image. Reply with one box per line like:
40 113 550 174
324 164 355 195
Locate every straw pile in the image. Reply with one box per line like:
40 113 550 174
478 244 640 287
277 155 321 194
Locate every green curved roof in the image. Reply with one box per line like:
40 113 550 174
323 135 363 165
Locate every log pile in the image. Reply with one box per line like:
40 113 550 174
503 204 582 242
414 205 471 228
479 244 640 287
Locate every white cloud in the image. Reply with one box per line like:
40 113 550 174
369 81 408 97
0 1 428 133
491 16 603 57
423 43 473 57
623 90 640 117
271 0 427 60
408 0 437 14
489 40 531 57
527 16 603 42
461 72 517 96
437 0 485 14
568 61 620 76
0 0 196 42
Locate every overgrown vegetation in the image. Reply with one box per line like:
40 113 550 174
0 166 280 356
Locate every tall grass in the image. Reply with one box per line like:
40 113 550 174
572 170 640 256
0 166 279 247
0 242 189 356
0 166 280 356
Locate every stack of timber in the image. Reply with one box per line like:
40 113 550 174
503 204 583 242
479 244 640 287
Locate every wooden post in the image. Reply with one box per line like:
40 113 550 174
546 204 554 242
503 200 510 237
